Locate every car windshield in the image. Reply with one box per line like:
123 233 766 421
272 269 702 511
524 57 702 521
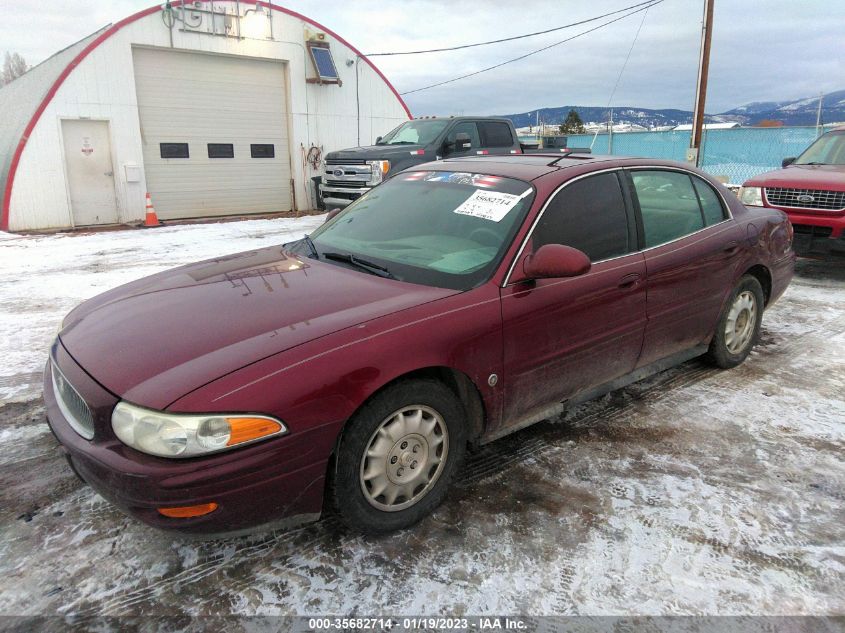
306 171 535 290
378 120 450 145
794 131 845 165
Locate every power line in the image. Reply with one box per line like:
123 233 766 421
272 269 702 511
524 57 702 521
366 0 659 56
399 0 664 96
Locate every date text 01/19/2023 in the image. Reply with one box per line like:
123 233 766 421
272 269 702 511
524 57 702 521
307 617 529 630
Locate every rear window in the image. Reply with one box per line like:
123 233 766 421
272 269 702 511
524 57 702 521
478 121 515 148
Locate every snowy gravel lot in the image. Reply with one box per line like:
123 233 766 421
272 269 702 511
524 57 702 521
0 218 842 617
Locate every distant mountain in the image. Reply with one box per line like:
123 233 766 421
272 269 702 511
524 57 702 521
502 89 845 130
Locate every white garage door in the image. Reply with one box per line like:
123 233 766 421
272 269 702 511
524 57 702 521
133 47 291 219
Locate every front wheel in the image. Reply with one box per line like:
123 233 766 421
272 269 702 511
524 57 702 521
330 379 467 533
706 274 764 369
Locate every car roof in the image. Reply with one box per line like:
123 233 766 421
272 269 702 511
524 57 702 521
414 154 621 180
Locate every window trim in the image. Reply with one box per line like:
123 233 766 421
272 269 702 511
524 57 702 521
624 166 733 253
503 165 734 286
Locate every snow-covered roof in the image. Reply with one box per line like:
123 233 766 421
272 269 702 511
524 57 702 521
0 27 106 220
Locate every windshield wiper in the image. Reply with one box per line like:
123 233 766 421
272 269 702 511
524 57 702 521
386 141 416 145
322 252 396 279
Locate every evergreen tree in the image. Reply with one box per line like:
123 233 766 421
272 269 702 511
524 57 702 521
559 109 586 134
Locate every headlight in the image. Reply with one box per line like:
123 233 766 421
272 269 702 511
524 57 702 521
738 186 763 206
111 401 286 458
366 160 390 185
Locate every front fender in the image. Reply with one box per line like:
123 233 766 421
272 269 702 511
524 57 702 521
168 283 504 452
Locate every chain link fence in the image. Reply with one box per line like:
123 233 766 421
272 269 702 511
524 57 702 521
563 126 831 185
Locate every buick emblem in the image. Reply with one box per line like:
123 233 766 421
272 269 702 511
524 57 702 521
332 168 344 178
796 194 815 203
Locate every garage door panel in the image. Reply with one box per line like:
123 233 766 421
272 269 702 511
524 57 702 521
133 47 291 220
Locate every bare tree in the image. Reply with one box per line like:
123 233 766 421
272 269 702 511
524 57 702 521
2 52 29 86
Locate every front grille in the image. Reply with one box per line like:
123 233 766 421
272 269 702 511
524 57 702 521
51 364 95 440
325 158 366 166
792 224 833 238
324 180 369 188
765 187 845 211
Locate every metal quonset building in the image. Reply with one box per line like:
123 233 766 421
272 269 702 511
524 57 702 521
0 1 410 232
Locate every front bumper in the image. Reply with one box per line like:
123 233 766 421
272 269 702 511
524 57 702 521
769 206 845 256
43 343 327 536
318 183 371 208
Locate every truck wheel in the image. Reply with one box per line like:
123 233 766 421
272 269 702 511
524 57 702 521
331 379 466 534
707 274 764 369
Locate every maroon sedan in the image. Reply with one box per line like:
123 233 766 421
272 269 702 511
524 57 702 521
44 155 794 535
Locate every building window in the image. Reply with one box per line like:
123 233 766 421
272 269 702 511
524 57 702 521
208 143 234 158
307 43 339 82
160 143 189 159
250 144 275 158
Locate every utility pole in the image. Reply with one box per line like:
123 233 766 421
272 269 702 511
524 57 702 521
688 0 714 166
816 92 824 137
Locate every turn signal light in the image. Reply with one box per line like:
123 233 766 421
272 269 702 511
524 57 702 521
157 502 219 518
227 417 283 446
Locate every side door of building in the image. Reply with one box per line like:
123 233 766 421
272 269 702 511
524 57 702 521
500 170 647 429
626 168 745 368
477 120 519 156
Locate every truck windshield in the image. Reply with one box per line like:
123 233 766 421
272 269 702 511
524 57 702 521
307 171 535 290
378 120 450 145
794 131 845 166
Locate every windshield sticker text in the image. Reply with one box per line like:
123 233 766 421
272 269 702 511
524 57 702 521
454 189 531 222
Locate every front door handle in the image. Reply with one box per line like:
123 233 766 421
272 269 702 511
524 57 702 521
104 171 114 177
618 273 641 289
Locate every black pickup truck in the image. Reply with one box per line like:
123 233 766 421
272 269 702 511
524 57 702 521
319 117 525 208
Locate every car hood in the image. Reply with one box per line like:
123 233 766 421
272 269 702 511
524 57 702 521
745 164 845 190
325 144 426 161
59 246 456 410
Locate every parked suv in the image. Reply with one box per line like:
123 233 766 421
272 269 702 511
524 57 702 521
739 126 845 256
319 117 521 208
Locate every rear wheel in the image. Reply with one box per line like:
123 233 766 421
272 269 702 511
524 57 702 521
707 274 764 368
331 379 466 533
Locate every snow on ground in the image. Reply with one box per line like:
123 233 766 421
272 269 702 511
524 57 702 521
0 216 324 402
0 222 843 618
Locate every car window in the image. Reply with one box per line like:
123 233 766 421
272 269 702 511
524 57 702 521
379 119 450 145
478 121 514 148
532 172 630 262
631 170 705 248
446 122 481 150
794 130 845 166
692 176 726 225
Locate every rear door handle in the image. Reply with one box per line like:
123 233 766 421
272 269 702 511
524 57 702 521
723 240 739 254
618 273 641 289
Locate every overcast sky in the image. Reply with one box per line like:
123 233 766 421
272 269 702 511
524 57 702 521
4 0 843 115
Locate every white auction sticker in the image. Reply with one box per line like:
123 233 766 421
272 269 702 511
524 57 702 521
453 188 531 222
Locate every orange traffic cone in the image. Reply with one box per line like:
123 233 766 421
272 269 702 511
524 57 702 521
144 192 160 227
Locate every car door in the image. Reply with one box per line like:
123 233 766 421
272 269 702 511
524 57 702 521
627 168 745 368
500 170 647 428
444 121 481 157
477 120 518 156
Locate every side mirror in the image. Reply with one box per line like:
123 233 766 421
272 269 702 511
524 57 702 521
375 136 383 145
523 244 591 280
455 132 472 151
324 207 342 223
782 157 796 168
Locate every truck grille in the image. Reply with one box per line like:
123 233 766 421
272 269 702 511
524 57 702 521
51 363 95 440
765 187 845 211
325 159 367 166
324 180 370 189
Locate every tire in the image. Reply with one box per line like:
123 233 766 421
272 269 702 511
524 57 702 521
706 274 765 369
330 379 467 534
